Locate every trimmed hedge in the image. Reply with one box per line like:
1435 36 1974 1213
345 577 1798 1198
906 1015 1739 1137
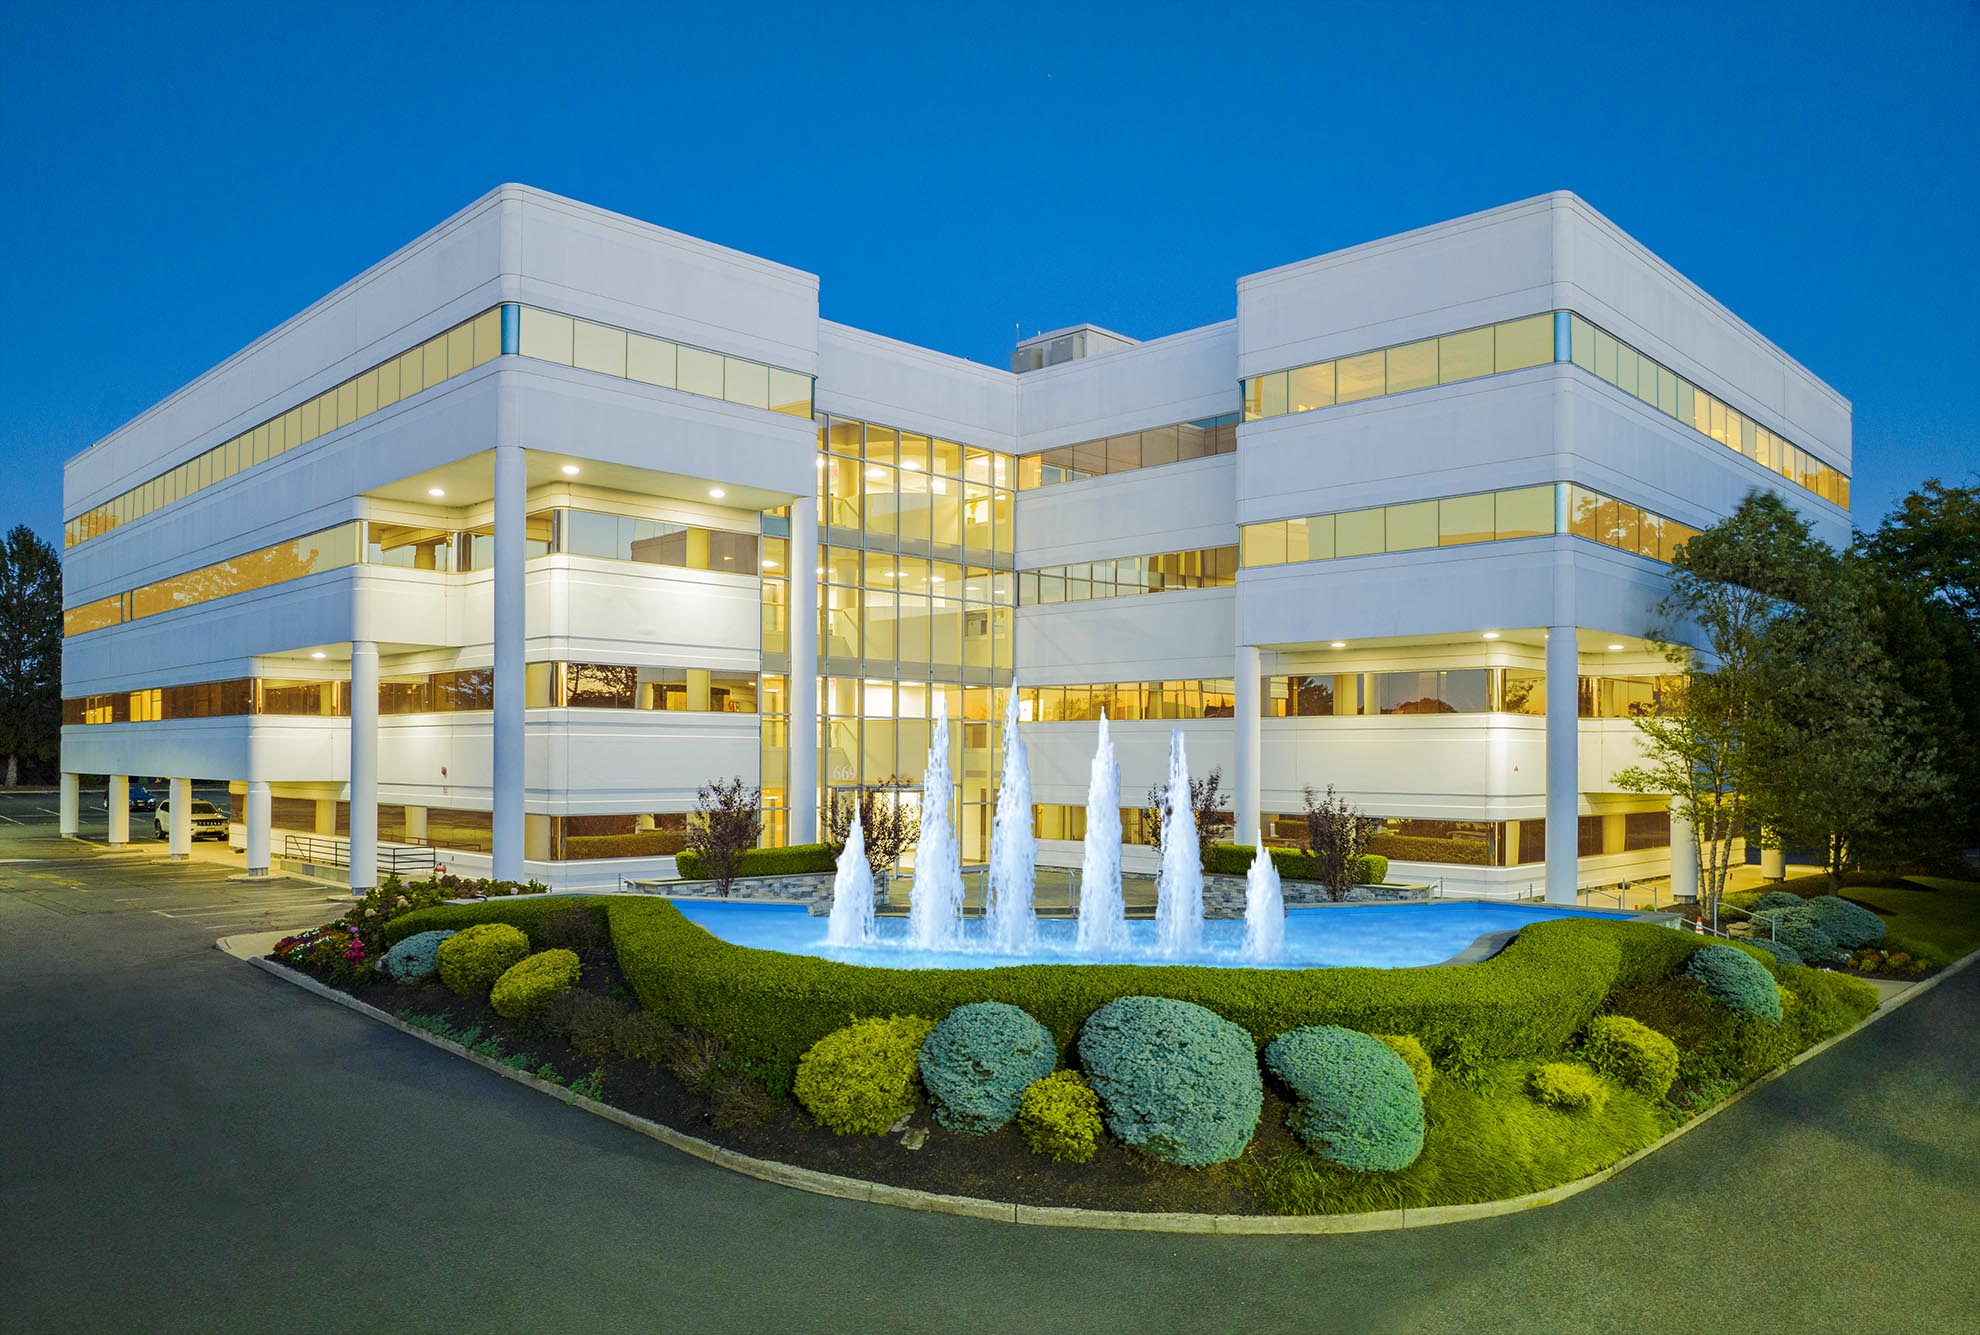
381 897 610 949
1582 1015 1679 1099
1264 1026 1425 1172
1376 1034 1434 1096
597 898 1746 1083
1528 1062 1609 1114
917 1003 1057 1135
489 949 582 1020
1805 895 1885 950
1017 1071 1103 1163
676 843 835 882
564 831 688 860
792 1015 933 1135
1203 845 1387 886
1079 997 1261 1167
1367 834 1489 866
1685 945 1782 1022
436 923 530 996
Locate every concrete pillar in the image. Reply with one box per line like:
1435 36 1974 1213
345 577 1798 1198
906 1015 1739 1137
349 640 379 891
686 668 712 712
59 773 79 837
787 493 819 844
168 776 191 860
245 782 271 877
525 813 552 862
1544 628 1579 904
404 804 428 843
1233 644 1262 847
315 799 336 836
107 776 129 846
1668 798 1698 902
1601 812 1626 855
492 442 526 880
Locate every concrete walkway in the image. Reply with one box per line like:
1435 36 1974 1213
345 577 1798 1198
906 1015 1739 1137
1 827 1976 1334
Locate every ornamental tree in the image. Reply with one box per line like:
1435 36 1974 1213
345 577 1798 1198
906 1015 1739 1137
1302 784 1373 901
685 776 761 896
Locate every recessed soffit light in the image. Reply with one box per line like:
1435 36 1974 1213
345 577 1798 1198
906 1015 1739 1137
427 487 445 498
709 487 726 499
561 464 580 476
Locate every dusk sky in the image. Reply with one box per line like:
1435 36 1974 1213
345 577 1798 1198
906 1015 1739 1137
3 0 1975 546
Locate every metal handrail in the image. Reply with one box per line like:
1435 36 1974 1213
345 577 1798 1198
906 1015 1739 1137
281 834 436 876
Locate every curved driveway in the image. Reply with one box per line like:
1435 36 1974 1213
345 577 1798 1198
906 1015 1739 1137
1 820 1975 1334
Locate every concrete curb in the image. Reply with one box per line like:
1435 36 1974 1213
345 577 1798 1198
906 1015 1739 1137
238 944 1977 1235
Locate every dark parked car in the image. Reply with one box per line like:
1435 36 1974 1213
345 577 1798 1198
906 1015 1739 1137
127 784 157 812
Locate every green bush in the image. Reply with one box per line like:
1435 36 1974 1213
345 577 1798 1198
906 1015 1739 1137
1750 890 1805 913
1777 964 1879 1039
1017 1070 1104 1163
1202 845 1386 885
381 929 456 984
601 897 1734 1089
1748 907 1837 964
1264 1026 1425 1172
1528 1062 1609 1114
1805 895 1886 950
676 843 835 882
1582 1015 1679 1099
1079 996 1262 1167
1376 1034 1434 1096
382 896 609 949
792 1015 934 1135
489 949 582 1020
917 1003 1057 1135
1741 935 1803 968
538 990 628 1058
436 923 531 996
564 830 688 860
1685 945 1782 1022
609 1011 675 1065
1367 834 1489 866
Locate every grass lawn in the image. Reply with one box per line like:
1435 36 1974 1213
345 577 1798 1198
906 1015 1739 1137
1729 873 1980 964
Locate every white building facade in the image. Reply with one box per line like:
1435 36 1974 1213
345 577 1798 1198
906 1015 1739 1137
59 187 1852 899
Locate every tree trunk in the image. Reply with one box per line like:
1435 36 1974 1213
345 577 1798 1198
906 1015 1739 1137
3 753 15 788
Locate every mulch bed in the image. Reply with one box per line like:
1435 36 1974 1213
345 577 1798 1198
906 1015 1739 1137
315 948 1305 1215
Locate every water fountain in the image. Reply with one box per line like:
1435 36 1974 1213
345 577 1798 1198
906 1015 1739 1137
1242 843 1284 962
984 692 1036 955
1075 711 1128 954
1153 729 1204 957
906 698 965 950
824 807 877 947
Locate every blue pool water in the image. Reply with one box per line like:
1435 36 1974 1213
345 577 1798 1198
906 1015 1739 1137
668 899 1634 970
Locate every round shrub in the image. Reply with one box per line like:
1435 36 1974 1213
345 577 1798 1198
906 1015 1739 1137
1806 895 1885 950
918 1002 1057 1135
1750 890 1805 913
1685 945 1783 1022
1749 907 1837 964
1263 1026 1425 1172
1078 996 1262 1168
436 922 531 996
1017 1070 1104 1163
794 1015 935 1135
381 929 456 984
1529 1062 1610 1114
1583 1015 1679 1098
1741 935 1802 968
1375 1033 1434 1096
489 949 582 1020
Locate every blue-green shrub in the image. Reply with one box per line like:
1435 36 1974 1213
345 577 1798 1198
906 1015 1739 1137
1263 1026 1424 1172
381 929 456 984
1077 996 1261 1167
1741 935 1803 968
1685 945 1782 1022
1750 890 1805 913
1749 907 1837 963
1805 895 1885 950
917 1002 1057 1135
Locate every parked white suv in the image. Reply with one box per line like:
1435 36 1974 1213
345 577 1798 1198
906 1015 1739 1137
155 799 229 842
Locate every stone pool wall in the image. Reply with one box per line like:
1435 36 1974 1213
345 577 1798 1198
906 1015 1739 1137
1200 874 1432 918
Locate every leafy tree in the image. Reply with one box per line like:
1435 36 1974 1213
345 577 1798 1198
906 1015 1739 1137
825 778 918 880
1301 784 1373 901
684 777 761 896
1143 765 1229 867
0 526 61 787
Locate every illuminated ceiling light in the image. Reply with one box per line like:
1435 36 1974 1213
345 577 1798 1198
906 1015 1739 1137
814 456 825 468
866 467 885 480
1330 640 1348 649
1481 631 1501 640
427 487 445 498
709 487 726 499
1608 643 1625 652
561 464 580 476
763 559 779 569
310 651 326 660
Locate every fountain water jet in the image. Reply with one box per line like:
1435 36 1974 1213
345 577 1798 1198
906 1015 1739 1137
984 692 1036 954
1242 843 1284 962
824 807 878 947
1154 729 1204 957
1075 711 1128 954
906 698 965 950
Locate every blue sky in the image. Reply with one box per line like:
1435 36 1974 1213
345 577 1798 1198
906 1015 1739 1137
2 1 1975 546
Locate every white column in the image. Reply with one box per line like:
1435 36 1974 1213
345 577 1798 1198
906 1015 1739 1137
1668 797 1698 902
787 493 819 845
168 776 191 860
1544 627 1579 904
107 776 129 846
1233 644 1262 847
491 442 526 880
403 805 428 843
349 640 379 891
245 781 271 877
59 773 79 837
